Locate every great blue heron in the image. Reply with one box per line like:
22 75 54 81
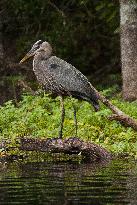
19 40 99 138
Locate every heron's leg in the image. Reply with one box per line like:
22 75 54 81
73 104 78 137
59 95 65 138
69 95 78 136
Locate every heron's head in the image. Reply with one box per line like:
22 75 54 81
19 40 52 64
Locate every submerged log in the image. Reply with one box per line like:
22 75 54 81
20 137 112 162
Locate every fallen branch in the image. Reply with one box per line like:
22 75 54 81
20 137 112 162
89 83 137 130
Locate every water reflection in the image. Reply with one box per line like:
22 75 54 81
0 159 136 204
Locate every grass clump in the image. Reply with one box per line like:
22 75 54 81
0 88 137 157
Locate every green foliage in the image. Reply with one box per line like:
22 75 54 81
0 88 137 157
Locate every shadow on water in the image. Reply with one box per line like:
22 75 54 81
0 158 137 205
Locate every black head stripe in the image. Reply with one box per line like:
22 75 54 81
35 40 43 45
32 40 43 50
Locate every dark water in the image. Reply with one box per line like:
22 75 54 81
0 158 137 205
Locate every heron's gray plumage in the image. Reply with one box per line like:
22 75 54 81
33 54 99 111
20 40 99 138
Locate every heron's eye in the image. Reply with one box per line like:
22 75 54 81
32 40 43 50
32 44 40 50
35 45 40 49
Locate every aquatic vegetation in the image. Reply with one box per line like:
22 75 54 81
0 88 137 157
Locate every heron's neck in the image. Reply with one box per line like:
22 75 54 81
33 51 52 73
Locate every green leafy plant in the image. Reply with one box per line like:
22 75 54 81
0 87 137 157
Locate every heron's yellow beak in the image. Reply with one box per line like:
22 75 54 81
19 50 35 64
19 54 30 64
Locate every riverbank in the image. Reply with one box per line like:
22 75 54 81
0 87 137 159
